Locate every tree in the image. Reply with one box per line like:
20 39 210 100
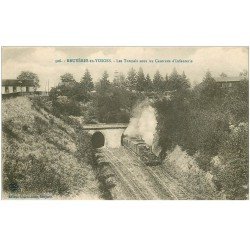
164 74 169 91
153 91 192 157
136 67 147 91
126 68 137 90
145 74 153 91
222 73 248 123
198 70 223 106
17 71 40 90
113 73 126 88
152 70 164 91
168 68 190 91
168 68 180 90
220 72 228 77
98 71 110 90
80 69 94 91
212 123 248 199
60 73 76 84
239 69 248 78
180 71 191 89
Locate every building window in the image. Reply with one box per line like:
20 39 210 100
5 86 9 93
26 86 29 92
13 86 17 92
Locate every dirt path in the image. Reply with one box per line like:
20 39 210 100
99 147 194 200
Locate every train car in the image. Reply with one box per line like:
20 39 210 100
137 143 150 155
122 136 130 147
122 136 161 166
131 139 145 153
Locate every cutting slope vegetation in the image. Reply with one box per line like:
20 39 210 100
2 96 99 199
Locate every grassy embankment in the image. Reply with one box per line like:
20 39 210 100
2 96 100 199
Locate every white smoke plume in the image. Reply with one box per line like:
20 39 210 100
124 101 158 146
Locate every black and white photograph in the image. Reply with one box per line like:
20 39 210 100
2 47 248 200
0 1 249 250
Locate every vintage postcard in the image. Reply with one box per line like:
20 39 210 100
1 47 249 200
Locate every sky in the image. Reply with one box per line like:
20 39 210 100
2 47 248 91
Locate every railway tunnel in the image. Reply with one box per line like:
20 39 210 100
82 123 128 148
91 131 105 148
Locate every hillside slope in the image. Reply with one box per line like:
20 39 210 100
2 96 99 199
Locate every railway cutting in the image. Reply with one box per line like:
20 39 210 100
92 129 194 200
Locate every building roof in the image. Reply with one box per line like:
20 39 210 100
214 76 244 83
2 79 35 87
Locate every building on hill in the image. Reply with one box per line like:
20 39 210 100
214 76 245 88
2 79 35 95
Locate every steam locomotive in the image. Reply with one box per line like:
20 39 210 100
122 136 161 166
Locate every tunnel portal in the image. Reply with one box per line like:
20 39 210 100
92 131 105 148
82 123 128 148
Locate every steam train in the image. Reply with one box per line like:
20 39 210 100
122 136 161 166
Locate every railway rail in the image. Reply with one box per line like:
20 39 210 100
128 153 193 199
99 147 193 200
102 149 159 199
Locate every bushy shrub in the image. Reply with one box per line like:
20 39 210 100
153 90 191 156
2 97 97 197
34 115 49 134
3 139 88 195
163 146 220 199
155 74 248 199
92 153 116 200
75 130 94 165
211 123 248 199
52 95 82 116
187 108 230 158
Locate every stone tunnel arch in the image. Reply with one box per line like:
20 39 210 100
92 131 105 148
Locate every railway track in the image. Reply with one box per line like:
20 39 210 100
97 151 135 199
100 147 193 200
154 168 193 199
106 148 167 200
122 146 194 199
122 150 177 199
101 150 153 199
